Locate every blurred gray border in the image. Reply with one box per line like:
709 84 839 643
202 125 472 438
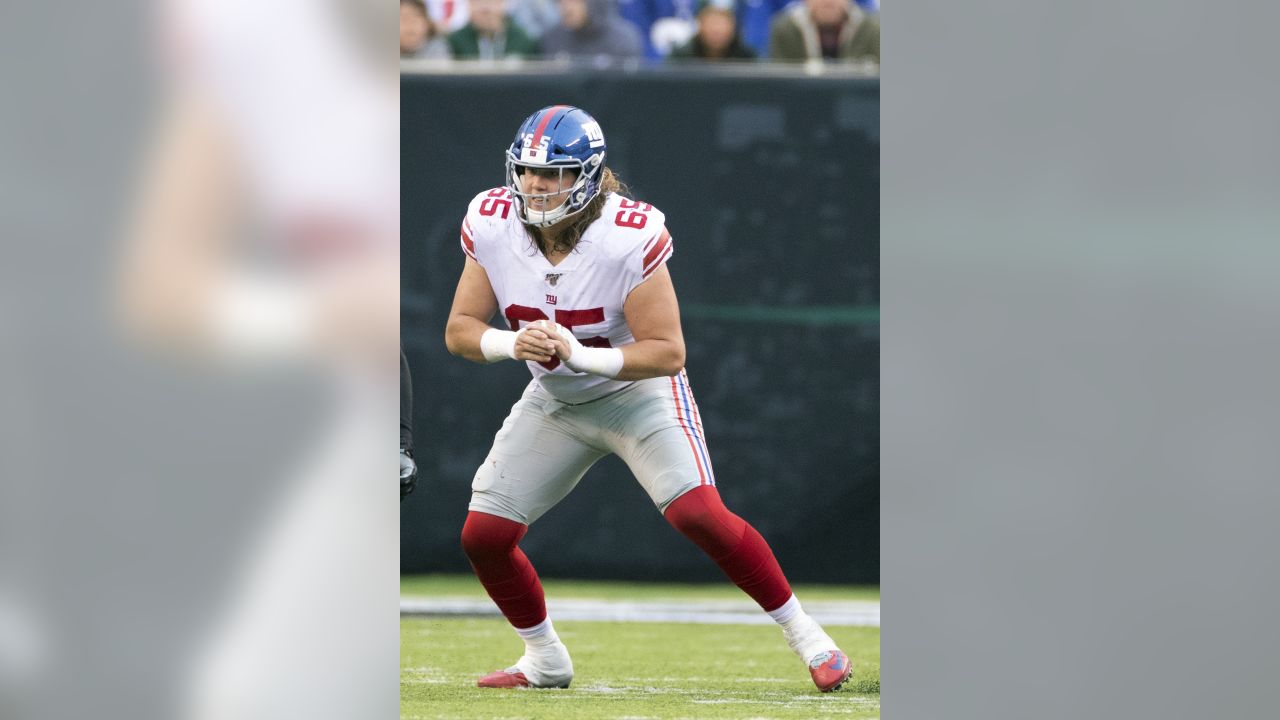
886 1 1280 717
0 2 390 718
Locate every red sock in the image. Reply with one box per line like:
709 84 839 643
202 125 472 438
663 486 794 612
460 511 548 629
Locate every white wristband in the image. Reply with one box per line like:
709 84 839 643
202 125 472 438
479 328 520 363
568 345 625 379
551 324 624 378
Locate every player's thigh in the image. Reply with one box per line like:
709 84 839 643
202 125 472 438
606 374 716 513
470 386 605 525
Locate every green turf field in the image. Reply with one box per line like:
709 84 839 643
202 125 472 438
401 576 880 719
401 574 881 604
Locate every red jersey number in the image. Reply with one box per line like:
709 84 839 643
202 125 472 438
504 304 612 371
479 188 511 219
614 200 653 230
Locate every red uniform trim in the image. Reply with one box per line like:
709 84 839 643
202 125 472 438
644 244 673 278
530 105 570 152
643 228 671 268
670 377 708 485
460 225 476 259
642 229 672 278
681 370 707 438
674 371 715 485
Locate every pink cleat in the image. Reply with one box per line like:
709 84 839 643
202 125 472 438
476 667 570 689
477 669 531 688
808 650 853 693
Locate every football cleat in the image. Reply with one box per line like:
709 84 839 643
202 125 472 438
476 667 570 689
808 650 853 693
477 669 530 688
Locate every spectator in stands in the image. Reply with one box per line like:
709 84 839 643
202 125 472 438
509 0 560 40
668 0 757 61
401 0 450 59
739 0 876 58
510 0 562 41
767 0 879 63
539 0 644 63
449 0 539 59
617 0 698 61
427 0 472 34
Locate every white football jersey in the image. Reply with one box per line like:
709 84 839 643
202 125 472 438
461 189 675 404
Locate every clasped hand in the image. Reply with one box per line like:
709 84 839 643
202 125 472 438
513 320 577 365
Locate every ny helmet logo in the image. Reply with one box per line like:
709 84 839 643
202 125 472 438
581 121 605 148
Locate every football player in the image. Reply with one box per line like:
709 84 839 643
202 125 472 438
444 105 853 692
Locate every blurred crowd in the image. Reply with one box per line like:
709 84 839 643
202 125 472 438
400 0 879 65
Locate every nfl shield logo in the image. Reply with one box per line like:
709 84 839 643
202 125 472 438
545 273 562 287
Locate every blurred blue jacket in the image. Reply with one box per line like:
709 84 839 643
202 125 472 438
616 0 699 61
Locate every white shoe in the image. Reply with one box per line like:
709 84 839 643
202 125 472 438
783 617 851 692
477 643 573 689
783 615 838 662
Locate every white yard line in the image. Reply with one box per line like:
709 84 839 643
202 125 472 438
400 597 880 627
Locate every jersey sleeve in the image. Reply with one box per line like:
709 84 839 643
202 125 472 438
460 187 512 266
459 212 478 263
619 205 673 301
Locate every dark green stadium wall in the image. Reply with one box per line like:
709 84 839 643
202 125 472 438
401 69 878 584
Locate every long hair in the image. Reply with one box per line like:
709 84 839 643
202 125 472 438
526 167 629 256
